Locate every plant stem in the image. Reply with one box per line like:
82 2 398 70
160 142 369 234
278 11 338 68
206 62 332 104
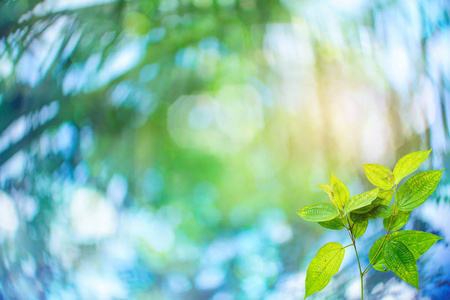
362 208 396 274
363 265 373 276
361 272 364 300
345 215 364 300
362 188 398 275
352 241 364 300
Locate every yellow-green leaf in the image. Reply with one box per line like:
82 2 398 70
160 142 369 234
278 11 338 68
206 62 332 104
352 220 368 239
372 189 394 206
331 182 349 210
393 150 431 184
328 174 350 210
396 170 444 211
316 184 340 208
317 184 331 195
383 241 419 290
305 242 345 298
344 188 379 213
329 173 339 185
362 164 395 190
297 203 339 222
318 217 345 230
383 210 411 231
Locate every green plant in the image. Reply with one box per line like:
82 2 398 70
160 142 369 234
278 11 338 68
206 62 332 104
297 150 444 299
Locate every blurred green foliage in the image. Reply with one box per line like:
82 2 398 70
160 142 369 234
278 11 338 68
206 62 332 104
0 0 449 299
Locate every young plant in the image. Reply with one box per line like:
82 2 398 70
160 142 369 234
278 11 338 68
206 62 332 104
297 150 444 299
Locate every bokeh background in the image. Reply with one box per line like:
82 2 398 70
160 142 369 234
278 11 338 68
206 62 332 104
1 0 449 299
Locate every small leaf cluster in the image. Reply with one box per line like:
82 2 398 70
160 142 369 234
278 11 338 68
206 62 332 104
297 150 444 299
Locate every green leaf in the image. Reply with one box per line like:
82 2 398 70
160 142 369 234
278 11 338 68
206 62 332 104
383 241 419 290
352 220 368 239
318 217 345 230
350 205 392 223
368 205 392 219
372 189 394 206
305 242 345 298
316 184 334 206
396 170 444 211
329 173 339 185
351 204 376 214
373 260 390 272
297 203 339 222
349 212 370 223
383 211 411 231
344 188 379 213
393 150 431 184
368 230 442 273
362 164 395 190
329 174 350 210
369 237 390 272
388 230 443 260
317 184 331 195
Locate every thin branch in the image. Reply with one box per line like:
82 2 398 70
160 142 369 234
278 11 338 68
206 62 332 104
362 203 397 274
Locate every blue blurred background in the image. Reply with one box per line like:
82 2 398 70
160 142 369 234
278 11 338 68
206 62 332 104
0 0 449 299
